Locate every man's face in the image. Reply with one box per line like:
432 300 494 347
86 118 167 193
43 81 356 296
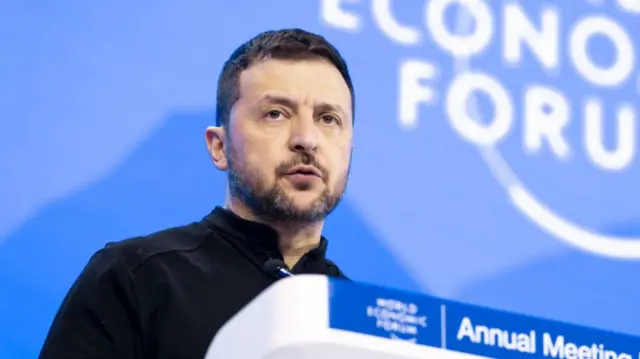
225 58 353 223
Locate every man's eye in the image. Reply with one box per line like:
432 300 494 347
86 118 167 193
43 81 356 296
320 114 340 125
266 110 284 120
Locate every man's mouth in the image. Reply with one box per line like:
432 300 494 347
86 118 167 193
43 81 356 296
285 165 323 178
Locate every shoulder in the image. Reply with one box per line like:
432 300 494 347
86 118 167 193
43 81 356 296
96 220 213 274
325 258 350 280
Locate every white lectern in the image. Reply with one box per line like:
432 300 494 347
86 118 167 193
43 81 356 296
205 275 640 359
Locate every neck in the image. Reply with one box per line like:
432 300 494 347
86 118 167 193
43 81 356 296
270 221 324 268
226 197 324 268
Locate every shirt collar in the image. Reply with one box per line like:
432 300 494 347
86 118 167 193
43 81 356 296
202 206 329 261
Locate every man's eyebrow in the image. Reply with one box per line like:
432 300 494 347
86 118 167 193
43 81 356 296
258 93 349 117
258 93 298 110
315 102 347 117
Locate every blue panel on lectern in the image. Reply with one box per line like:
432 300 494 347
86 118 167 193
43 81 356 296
328 278 442 348
445 300 640 359
329 278 640 358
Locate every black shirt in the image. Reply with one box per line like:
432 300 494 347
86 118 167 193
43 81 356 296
39 207 347 359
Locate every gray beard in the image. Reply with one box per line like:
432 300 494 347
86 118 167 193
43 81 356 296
226 146 347 224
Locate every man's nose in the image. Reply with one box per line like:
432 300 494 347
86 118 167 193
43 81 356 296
288 116 319 153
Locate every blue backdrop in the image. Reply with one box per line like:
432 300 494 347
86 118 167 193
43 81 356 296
2 1 640 357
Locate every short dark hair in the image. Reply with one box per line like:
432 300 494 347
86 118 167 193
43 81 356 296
215 28 355 127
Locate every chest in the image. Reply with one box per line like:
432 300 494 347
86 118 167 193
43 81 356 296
142 265 272 359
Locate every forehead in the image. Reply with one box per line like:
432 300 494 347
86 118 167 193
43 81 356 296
236 58 352 116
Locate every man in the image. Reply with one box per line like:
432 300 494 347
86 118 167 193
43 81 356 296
39 28 355 359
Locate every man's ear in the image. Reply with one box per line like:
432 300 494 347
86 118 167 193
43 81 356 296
205 126 228 171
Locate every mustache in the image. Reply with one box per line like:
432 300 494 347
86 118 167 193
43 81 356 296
275 153 328 180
